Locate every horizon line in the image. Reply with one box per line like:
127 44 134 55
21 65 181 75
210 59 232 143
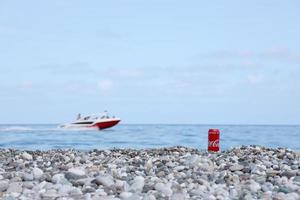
0 123 300 126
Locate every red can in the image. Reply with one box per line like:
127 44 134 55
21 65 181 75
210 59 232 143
208 129 220 152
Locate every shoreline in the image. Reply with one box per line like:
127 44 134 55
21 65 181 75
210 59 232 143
0 146 299 199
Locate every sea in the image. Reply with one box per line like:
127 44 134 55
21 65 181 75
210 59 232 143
0 124 299 151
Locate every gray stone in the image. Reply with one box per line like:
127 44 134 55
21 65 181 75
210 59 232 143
293 176 300 183
0 197 17 200
157 171 165 177
0 179 9 192
57 184 74 196
247 180 261 193
69 187 83 198
7 182 23 193
82 186 96 193
23 181 34 189
52 174 71 185
266 169 280 177
278 186 291 194
74 178 93 187
280 171 297 179
92 175 114 187
229 164 244 171
155 182 172 197
143 194 156 200
261 182 274 192
41 189 58 199
285 192 299 200
174 166 185 172
130 176 145 192
171 193 187 200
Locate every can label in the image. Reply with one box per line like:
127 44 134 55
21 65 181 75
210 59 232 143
208 129 220 152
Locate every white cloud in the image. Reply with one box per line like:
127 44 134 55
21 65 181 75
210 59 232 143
117 69 143 78
247 74 264 85
263 47 290 57
204 49 254 59
63 81 93 93
37 62 94 75
240 61 258 68
262 47 300 62
0 25 15 34
98 79 113 91
198 47 300 64
19 81 33 91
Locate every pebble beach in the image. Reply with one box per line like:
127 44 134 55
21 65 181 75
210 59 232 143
0 146 299 200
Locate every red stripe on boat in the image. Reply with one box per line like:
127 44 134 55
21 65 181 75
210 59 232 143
92 120 120 130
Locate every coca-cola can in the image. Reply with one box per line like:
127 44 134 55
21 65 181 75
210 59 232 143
208 129 220 152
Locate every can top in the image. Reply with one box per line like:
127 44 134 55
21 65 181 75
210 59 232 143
209 129 220 133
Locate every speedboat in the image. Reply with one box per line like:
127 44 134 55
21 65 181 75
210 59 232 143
60 112 121 130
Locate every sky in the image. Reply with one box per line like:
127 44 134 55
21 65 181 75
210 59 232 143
0 0 300 124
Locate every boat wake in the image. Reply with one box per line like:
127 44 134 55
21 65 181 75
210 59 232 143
58 126 99 131
0 126 106 132
0 126 33 131
0 126 60 132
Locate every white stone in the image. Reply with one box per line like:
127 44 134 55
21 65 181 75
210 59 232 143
229 188 238 198
22 152 33 160
185 155 200 167
273 192 286 200
52 174 64 183
174 166 185 172
130 176 145 192
171 193 187 200
262 191 272 199
229 164 244 171
285 182 298 192
115 180 125 190
143 194 156 200
64 156 71 163
261 182 274 192
68 168 85 176
285 192 299 200
33 167 44 180
69 187 83 198
23 181 34 189
52 174 71 185
66 168 86 179
57 184 74 195
7 182 23 193
94 175 114 187
37 181 48 190
207 194 216 200
22 173 34 181
155 182 173 197
248 180 261 193
119 192 132 199
85 193 92 200
41 189 58 199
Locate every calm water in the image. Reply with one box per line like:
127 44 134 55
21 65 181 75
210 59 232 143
0 124 299 150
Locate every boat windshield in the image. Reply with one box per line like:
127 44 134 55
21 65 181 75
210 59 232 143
83 116 90 120
78 111 112 121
